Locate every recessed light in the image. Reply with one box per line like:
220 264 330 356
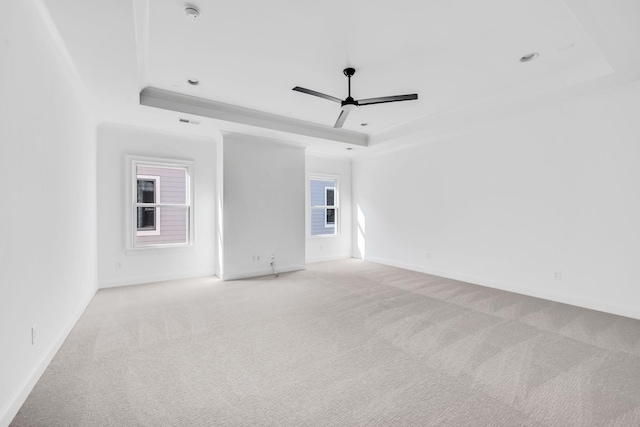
185 7 200 21
187 78 199 86
360 123 368 127
520 52 539 63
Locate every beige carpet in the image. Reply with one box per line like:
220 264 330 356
12 259 640 426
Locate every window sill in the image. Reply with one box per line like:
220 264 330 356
309 234 341 239
136 231 161 237
126 244 194 255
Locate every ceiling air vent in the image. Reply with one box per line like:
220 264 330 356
178 118 200 125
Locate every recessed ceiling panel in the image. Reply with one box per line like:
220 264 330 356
143 0 611 134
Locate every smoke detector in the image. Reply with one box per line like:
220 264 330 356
185 7 200 21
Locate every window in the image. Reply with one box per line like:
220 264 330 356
310 178 338 236
130 158 193 248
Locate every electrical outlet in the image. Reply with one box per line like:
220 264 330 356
251 255 260 262
425 252 431 260
31 325 37 345
553 271 562 280
115 261 121 269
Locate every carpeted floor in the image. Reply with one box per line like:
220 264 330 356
11 259 640 426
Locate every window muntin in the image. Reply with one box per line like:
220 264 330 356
131 159 192 248
310 178 338 236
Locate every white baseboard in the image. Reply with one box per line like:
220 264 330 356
0 286 97 427
306 254 352 263
99 269 217 288
366 256 640 320
222 263 306 281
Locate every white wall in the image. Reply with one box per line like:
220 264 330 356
97 123 218 288
0 1 98 424
221 133 305 280
306 154 352 262
353 81 640 319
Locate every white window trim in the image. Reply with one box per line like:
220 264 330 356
136 174 161 236
308 175 340 238
126 156 194 251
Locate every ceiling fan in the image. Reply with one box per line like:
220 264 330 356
293 67 418 129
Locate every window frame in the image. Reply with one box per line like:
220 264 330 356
136 174 161 236
308 175 340 238
127 156 194 250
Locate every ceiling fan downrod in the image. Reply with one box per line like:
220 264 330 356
344 68 356 101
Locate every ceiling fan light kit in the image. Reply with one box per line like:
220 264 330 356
293 67 418 129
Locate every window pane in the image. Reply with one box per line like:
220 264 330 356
326 188 335 206
137 180 156 203
135 206 189 247
137 207 156 230
137 165 187 204
311 207 335 235
309 179 335 207
326 208 336 225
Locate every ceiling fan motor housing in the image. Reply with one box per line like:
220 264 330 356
343 67 356 77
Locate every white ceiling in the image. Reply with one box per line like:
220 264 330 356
41 0 640 154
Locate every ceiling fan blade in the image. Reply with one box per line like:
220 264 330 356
292 86 342 103
334 109 351 128
357 94 418 106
